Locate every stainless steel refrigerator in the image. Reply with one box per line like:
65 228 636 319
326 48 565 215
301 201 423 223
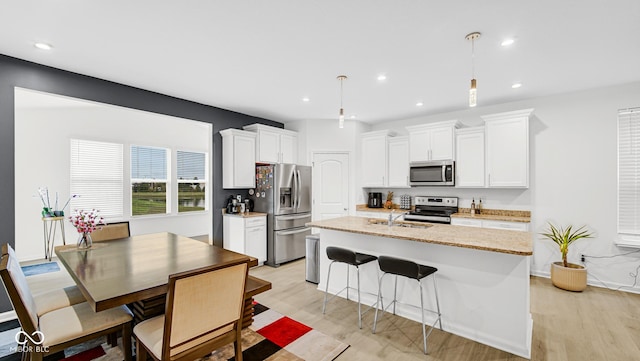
252 164 312 267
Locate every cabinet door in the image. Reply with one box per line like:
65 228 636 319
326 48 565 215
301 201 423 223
362 135 387 187
450 218 483 227
233 134 256 188
486 117 529 187
280 133 297 164
409 130 430 162
429 126 454 160
257 129 280 163
387 138 409 187
245 224 267 264
482 220 529 232
455 129 485 187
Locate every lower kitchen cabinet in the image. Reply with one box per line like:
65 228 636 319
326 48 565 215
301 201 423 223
451 217 529 232
223 213 267 265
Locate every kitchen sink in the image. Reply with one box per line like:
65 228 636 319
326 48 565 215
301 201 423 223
367 218 433 229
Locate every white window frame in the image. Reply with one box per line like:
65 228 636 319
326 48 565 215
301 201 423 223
617 107 640 248
130 145 171 217
176 150 208 213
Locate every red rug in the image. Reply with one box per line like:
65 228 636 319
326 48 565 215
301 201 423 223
60 345 105 361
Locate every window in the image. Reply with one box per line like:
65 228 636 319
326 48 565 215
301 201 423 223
70 139 124 218
177 151 207 213
131 145 169 216
618 107 640 246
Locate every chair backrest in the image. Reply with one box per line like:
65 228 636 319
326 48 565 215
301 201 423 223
0 244 39 336
90 221 130 242
161 259 249 359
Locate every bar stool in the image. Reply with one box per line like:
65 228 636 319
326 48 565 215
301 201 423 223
322 246 378 329
372 255 442 354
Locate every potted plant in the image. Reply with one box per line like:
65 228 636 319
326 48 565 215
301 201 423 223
541 223 593 292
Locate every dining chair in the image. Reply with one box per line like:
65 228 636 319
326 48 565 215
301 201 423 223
0 245 133 361
90 221 130 242
134 259 249 361
2 244 85 317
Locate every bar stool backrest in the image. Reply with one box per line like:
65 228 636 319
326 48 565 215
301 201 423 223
378 256 420 279
326 247 357 265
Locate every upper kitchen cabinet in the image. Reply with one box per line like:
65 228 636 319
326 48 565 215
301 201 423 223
361 130 395 187
406 120 460 162
220 129 256 188
481 108 533 188
243 123 298 164
455 127 485 187
387 136 410 188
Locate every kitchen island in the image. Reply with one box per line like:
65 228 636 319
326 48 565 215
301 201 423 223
306 216 533 359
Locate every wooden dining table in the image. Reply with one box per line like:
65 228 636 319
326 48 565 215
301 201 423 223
55 232 271 326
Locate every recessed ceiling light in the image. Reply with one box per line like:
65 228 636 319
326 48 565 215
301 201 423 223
512 83 522 89
34 42 53 50
501 38 515 47
377 74 387 81
416 102 424 107
350 115 356 119
302 97 310 102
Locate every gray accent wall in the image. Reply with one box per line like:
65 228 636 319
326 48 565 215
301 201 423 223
0 54 282 312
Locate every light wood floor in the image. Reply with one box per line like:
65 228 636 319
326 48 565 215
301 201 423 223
250 259 640 361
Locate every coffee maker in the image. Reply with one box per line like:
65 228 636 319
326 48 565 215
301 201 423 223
367 192 383 208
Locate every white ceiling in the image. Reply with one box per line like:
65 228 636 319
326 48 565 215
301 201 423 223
2 1 640 124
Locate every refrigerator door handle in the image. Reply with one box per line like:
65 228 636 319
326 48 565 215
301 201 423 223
276 227 311 236
277 214 311 221
296 169 302 209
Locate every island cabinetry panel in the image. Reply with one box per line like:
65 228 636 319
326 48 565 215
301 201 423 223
220 129 256 188
406 120 460 162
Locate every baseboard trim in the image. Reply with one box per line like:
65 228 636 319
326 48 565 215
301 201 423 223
530 270 640 294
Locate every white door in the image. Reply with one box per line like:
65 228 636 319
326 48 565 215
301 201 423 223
312 152 350 221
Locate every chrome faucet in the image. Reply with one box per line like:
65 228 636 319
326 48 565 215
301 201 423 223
388 210 409 226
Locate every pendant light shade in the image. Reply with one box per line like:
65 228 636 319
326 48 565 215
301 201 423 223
337 75 347 128
466 32 481 107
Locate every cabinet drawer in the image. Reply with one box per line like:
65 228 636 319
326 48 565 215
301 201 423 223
245 216 266 227
482 220 529 232
450 218 483 227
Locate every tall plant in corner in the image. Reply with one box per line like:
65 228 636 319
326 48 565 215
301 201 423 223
541 223 593 267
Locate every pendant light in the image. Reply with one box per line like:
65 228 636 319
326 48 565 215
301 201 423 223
466 32 481 107
337 75 347 128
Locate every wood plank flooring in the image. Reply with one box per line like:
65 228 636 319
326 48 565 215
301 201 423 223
250 259 640 361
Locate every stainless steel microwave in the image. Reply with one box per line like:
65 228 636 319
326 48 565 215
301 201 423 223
409 160 455 186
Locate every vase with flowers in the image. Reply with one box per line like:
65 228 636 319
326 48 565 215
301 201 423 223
69 209 105 249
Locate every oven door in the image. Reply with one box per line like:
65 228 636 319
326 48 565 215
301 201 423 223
409 160 454 186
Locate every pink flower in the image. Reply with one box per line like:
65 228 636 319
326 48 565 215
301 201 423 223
68 209 105 234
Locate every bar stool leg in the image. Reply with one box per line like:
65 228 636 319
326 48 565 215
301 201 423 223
356 266 362 329
392 275 398 315
419 280 427 354
433 275 443 330
372 273 387 334
346 264 350 301
323 261 335 314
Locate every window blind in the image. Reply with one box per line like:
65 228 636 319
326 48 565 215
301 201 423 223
177 151 206 181
618 107 640 238
70 139 124 218
131 146 168 181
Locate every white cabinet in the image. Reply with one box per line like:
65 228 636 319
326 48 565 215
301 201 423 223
223 214 267 265
455 127 485 187
243 124 298 164
361 130 394 187
482 109 533 188
406 120 460 162
387 136 410 188
220 129 256 189
451 217 529 232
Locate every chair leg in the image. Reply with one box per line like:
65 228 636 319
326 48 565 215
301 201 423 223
135 337 147 361
122 322 132 361
323 261 335 314
419 281 427 355
235 322 243 361
30 350 42 361
108 333 117 347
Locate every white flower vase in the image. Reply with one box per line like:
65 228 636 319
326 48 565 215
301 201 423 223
77 232 93 249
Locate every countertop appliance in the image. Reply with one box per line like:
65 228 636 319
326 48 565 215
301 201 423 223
368 192 383 208
409 160 455 186
403 196 458 224
252 164 312 267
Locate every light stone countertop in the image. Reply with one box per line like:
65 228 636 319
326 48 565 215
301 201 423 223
221 210 267 218
307 216 532 256
356 204 531 223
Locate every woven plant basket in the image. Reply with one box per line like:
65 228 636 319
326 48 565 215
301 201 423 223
550 262 587 292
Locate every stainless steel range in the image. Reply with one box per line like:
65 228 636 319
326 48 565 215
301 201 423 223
403 196 458 224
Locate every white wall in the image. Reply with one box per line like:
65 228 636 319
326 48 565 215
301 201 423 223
15 89 213 261
293 82 640 293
